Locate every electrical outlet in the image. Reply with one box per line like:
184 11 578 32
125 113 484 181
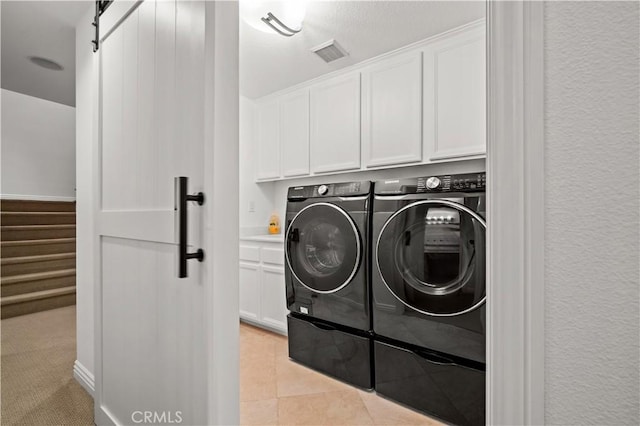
248 201 255 212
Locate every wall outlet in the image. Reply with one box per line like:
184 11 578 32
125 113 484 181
248 201 255 212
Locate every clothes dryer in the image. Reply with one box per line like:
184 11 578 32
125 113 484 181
372 173 486 425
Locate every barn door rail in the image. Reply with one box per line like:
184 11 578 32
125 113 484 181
92 0 114 52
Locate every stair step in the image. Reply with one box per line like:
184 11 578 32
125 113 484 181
1 268 76 284
1 286 76 319
1 212 76 226
1 225 76 241
1 199 75 212
1 238 76 258
1 253 76 277
1 269 76 297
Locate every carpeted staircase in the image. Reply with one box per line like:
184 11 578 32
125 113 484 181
1 200 76 319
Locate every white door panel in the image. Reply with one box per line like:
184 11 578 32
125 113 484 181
310 72 361 173
97 1 207 424
260 266 287 331
239 262 260 322
424 27 486 160
280 89 310 177
256 100 280 180
362 51 422 167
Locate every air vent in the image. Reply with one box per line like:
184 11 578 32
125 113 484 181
311 39 348 63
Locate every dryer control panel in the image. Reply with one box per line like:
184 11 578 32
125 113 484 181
375 173 486 195
288 181 372 200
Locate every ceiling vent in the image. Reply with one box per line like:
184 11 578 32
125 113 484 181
311 40 349 63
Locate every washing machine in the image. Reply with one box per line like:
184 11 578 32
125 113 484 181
372 172 486 425
285 181 373 389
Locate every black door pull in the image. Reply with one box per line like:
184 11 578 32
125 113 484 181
414 348 456 366
176 176 205 278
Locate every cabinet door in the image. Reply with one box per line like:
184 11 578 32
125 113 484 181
310 73 361 173
362 51 422 167
280 89 310 177
255 99 280 180
239 262 260 322
424 26 486 161
260 265 287 333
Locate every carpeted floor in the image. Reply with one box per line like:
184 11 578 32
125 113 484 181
1 305 94 425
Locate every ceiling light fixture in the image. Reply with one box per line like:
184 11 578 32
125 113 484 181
241 1 306 37
262 12 301 37
28 56 64 71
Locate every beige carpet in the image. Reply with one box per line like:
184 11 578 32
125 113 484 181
1 305 93 425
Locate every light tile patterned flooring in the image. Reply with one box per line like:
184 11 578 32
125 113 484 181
240 322 444 426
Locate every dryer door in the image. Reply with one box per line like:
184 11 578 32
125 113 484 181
286 202 361 293
376 199 486 316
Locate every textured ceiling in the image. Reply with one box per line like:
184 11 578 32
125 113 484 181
240 1 485 99
1 1 485 105
1 1 91 106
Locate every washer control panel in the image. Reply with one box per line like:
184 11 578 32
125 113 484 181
418 173 486 193
375 173 486 195
288 181 372 199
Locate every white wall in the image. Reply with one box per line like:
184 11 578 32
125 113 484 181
1 89 75 199
238 99 484 234
73 5 97 393
544 2 639 424
239 96 274 234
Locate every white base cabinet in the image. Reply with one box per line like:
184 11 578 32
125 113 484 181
239 239 287 334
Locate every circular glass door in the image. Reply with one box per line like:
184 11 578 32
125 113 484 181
376 199 486 316
286 203 361 293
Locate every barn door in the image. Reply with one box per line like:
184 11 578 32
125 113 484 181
95 1 219 424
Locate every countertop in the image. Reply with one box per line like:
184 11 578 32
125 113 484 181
239 234 285 243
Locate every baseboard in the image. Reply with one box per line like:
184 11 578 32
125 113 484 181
1 194 76 202
240 317 287 336
73 360 95 397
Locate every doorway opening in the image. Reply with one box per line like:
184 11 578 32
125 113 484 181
0 1 93 424
238 1 487 424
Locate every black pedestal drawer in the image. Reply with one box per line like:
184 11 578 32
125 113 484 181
287 314 373 389
374 340 485 425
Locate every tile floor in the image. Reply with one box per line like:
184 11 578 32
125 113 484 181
240 322 444 426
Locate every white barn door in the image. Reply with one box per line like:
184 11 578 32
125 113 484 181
94 1 228 424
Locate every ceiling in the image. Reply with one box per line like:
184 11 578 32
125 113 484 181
1 1 485 105
1 1 91 107
240 1 485 99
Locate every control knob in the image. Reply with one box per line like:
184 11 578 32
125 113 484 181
318 184 329 195
425 177 441 190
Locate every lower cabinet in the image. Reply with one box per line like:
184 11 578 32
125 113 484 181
239 262 261 323
239 241 287 334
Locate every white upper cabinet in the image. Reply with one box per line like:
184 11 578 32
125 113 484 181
280 89 310 177
256 99 281 180
423 26 486 161
251 22 486 182
362 51 423 168
310 72 361 174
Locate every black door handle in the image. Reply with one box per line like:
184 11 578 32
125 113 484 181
176 176 205 278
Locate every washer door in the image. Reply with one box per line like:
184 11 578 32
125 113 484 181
376 199 486 316
286 202 361 294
